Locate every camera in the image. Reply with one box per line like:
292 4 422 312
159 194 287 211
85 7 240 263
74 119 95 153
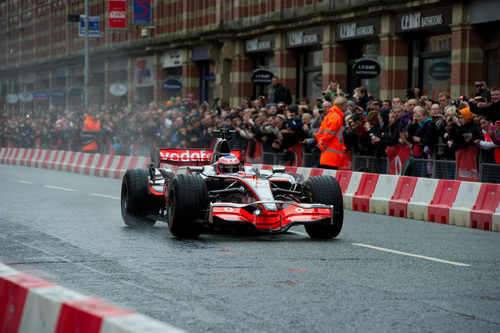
450 96 464 107
369 133 376 140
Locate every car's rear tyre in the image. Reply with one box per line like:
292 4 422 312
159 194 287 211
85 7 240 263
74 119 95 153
121 168 162 227
302 175 343 239
167 174 208 238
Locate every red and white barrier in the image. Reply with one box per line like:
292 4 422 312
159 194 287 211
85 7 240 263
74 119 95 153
369 174 400 215
1 147 499 232
0 263 185 333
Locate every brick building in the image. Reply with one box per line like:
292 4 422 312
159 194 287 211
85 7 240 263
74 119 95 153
0 0 499 111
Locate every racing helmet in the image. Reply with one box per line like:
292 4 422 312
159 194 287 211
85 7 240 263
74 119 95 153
217 154 241 174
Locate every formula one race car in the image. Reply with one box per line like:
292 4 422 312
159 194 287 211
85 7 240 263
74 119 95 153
120 129 343 239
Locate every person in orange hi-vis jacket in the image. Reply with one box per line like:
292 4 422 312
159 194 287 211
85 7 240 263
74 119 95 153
82 114 101 152
316 97 349 169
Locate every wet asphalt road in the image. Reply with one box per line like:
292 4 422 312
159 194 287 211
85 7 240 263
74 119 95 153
1 164 499 333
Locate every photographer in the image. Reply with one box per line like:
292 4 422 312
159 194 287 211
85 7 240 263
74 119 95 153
474 81 491 101
469 86 500 122
364 110 385 158
322 79 345 102
447 107 482 152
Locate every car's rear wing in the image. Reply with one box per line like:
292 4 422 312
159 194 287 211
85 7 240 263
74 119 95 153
151 148 243 167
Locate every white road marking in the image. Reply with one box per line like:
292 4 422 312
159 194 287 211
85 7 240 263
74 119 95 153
90 193 120 200
353 243 471 267
16 180 33 184
44 185 77 192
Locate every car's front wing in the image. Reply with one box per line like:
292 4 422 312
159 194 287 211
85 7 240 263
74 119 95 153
209 201 334 233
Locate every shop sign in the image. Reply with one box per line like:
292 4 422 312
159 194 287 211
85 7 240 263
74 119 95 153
428 61 451 81
6 94 19 104
163 79 182 92
251 68 274 85
162 50 183 68
50 89 65 99
109 83 128 96
336 18 381 41
352 58 381 79
286 27 322 48
19 92 34 102
395 6 451 33
245 35 274 53
33 90 49 101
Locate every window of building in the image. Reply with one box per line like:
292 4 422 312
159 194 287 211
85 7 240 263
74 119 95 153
297 49 322 103
410 33 451 100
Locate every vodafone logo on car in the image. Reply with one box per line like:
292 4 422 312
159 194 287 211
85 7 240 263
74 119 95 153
159 149 212 162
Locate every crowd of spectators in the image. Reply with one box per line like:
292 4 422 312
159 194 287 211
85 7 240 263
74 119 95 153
1 80 499 170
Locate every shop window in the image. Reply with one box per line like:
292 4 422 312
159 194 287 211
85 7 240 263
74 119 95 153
411 33 451 100
360 43 380 98
298 49 322 103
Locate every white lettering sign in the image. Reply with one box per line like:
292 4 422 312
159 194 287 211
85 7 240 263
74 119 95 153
401 12 444 30
340 23 356 39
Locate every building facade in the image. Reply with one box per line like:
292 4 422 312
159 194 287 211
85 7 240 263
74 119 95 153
0 0 499 111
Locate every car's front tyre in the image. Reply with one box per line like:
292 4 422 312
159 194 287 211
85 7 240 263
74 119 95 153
302 175 343 239
167 174 208 238
121 168 161 227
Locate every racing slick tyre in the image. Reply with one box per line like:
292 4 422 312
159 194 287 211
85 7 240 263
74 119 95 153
167 174 208 238
302 176 343 239
121 168 163 227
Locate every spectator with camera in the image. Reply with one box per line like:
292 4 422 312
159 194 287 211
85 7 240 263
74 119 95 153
474 115 500 165
469 85 500 122
474 81 491 101
322 79 345 101
353 86 372 112
447 107 482 152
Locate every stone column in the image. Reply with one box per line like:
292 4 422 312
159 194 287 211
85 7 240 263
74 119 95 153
450 3 483 98
274 32 296 100
322 24 347 96
379 14 408 101
230 40 253 108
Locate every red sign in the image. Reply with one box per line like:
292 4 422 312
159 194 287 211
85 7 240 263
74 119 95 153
386 144 411 175
108 0 127 29
456 146 479 182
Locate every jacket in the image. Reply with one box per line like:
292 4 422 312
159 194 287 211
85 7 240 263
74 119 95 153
316 105 348 168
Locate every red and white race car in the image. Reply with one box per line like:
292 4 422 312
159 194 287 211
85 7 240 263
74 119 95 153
121 129 343 239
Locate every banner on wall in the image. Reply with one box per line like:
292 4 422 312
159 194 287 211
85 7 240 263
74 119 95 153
134 57 154 87
108 0 127 29
456 146 479 182
133 0 152 25
386 144 411 175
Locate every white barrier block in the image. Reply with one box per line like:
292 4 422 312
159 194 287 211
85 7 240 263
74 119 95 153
492 207 500 232
448 181 482 227
343 172 362 210
101 313 187 333
18 286 89 333
369 174 399 215
407 178 439 221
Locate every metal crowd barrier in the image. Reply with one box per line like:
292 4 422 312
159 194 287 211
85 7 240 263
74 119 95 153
267 146 499 184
